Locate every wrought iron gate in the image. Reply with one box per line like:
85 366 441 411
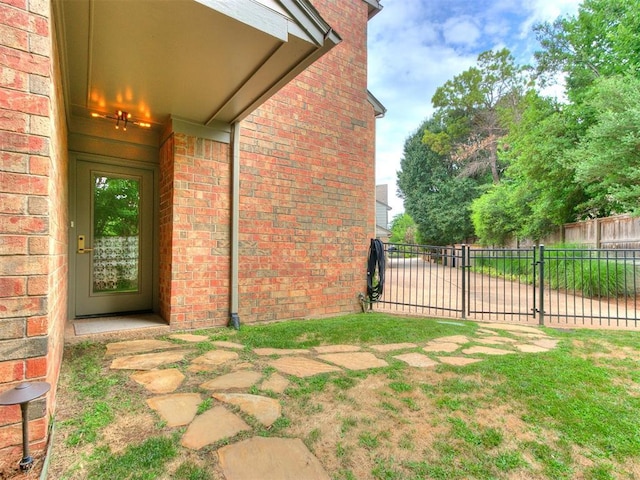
375 243 640 329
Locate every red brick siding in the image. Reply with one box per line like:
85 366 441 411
0 0 68 458
237 0 376 323
160 133 231 329
158 133 175 324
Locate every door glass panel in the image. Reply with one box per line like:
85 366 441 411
92 175 140 294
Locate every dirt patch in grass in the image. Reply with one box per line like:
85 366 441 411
100 412 158 455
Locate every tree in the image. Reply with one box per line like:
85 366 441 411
425 48 531 183
570 75 640 216
389 213 419 244
534 0 640 101
94 176 140 237
397 118 480 245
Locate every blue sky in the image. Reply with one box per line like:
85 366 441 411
367 0 583 217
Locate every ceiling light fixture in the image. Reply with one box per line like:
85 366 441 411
91 110 152 131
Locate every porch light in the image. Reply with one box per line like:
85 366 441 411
115 110 131 130
91 111 152 131
0 382 51 471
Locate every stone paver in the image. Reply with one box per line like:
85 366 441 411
110 350 191 370
105 339 181 356
462 346 515 355
393 352 438 368
515 332 549 339
254 347 309 356
147 393 201 427
317 352 388 370
181 407 250 450
369 342 417 352
213 340 245 350
313 345 361 354
213 393 281 427
438 356 483 366
191 349 239 366
232 362 254 370
187 364 216 373
270 356 341 377
481 323 546 335
130 368 185 393
433 335 469 344
169 333 209 343
260 373 290 394
533 338 559 349
200 370 262 390
476 336 519 345
218 437 331 480
104 324 562 477
423 342 459 353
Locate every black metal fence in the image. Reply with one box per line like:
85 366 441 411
375 243 640 329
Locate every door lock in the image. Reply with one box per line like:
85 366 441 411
77 235 93 254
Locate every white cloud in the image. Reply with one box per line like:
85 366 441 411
442 17 481 47
368 0 583 216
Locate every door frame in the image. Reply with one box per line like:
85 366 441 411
68 151 160 319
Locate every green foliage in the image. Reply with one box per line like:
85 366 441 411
388 213 420 244
62 343 130 446
470 184 519 246
415 1 640 245
478 348 640 458
88 436 178 480
93 176 140 237
570 75 640 216
429 48 531 183
397 118 482 245
534 0 640 100
174 461 212 480
544 248 637 297
388 381 413 393
64 401 113 446
471 246 637 298
224 312 472 348
472 91 586 244
358 431 380 449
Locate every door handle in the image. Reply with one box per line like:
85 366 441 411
77 235 93 254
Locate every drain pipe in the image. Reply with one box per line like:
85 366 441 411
229 121 241 330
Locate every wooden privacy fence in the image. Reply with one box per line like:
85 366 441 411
532 214 640 249
375 243 640 330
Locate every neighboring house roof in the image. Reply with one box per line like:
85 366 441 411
376 185 392 238
53 0 341 141
376 199 392 211
376 225 392 236
376 184 391 208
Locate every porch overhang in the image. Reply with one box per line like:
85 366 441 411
54 0 340 143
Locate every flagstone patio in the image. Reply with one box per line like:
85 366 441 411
101 324 558 479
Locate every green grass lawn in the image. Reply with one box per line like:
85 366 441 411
50 313 640 479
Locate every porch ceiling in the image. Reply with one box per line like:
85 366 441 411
54 0 340 134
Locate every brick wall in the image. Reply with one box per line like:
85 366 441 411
160 133 231 329
237 0 376 323
151 0 376 329
0 0 67 460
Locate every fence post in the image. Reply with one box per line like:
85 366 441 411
538 244 545 326
461 245 466 319
532 245 537 319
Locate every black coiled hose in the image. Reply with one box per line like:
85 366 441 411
367 238 385 302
